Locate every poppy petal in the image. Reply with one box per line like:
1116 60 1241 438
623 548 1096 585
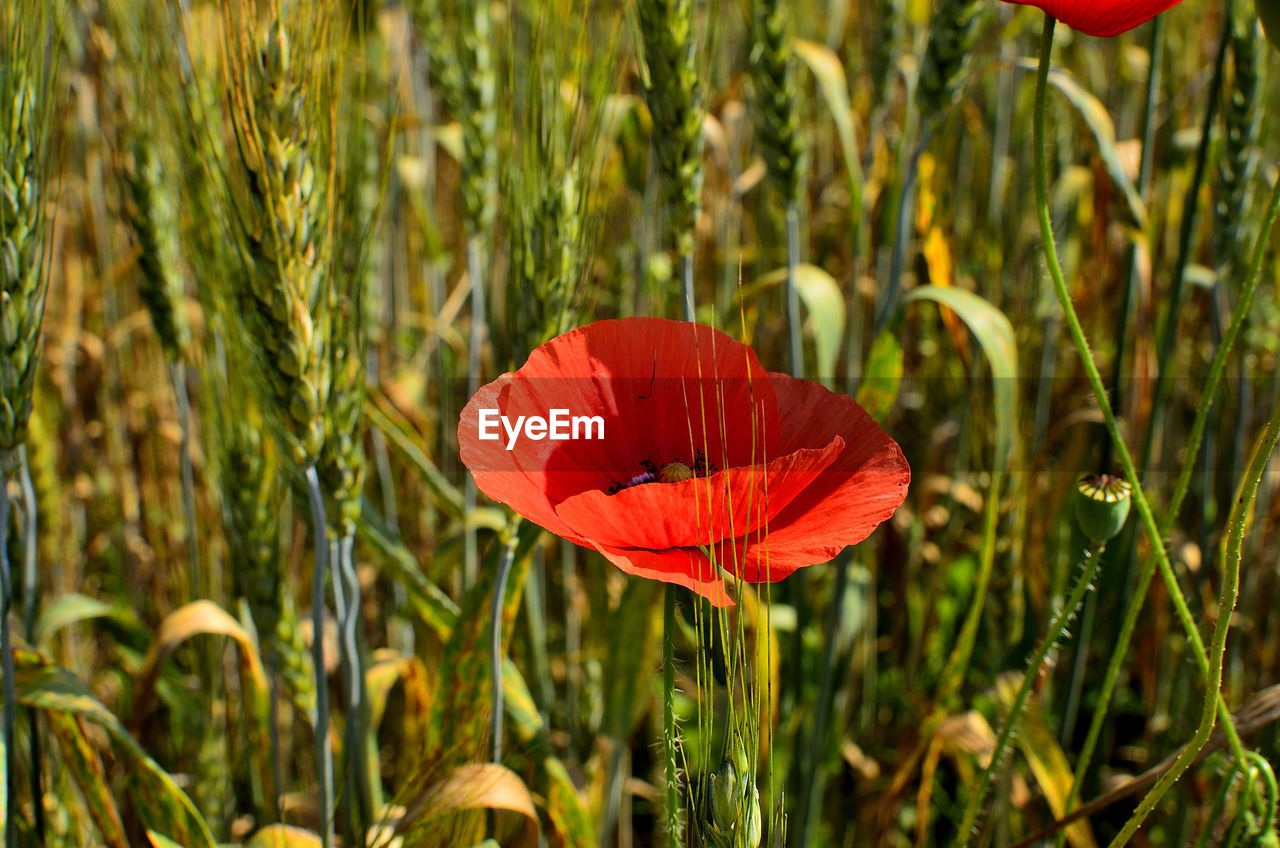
553 437 845 550
715 375 909 581
1001 0 1181 37
591 541 732 607
502 318 780 506
459 374 591 544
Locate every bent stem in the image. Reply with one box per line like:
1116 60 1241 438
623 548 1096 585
1030 16 1246 843
954 539 1104 846
1109 366 1280 844
304 466 335 848
489 528 519 763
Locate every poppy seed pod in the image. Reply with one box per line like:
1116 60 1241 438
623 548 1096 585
1073 474 1132 542
1258 0 1280 51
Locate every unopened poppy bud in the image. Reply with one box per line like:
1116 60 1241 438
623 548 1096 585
1258 0 1280 51
659 461 695 483
1073 473 1131 542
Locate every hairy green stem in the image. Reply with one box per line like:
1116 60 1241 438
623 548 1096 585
1110 354 1280 844
1058 80 1280 848
1030 17 1247 842
955 540 1104 845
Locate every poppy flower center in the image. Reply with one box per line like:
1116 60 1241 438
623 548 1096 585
658 462 694 483
606 450 717 494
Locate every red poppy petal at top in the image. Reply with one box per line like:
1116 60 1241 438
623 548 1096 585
462 318 780 508
1001 0 1183 37
714 374 910 582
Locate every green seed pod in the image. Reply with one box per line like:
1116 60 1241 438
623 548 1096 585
1073 474 1132 543
1258 0 1280 50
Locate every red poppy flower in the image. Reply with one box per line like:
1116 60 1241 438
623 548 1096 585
1000 0 1182 36
458 318 909 606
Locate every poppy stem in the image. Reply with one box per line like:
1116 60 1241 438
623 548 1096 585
1028 15 1248 845
953 540 1104 845
662 584 683 847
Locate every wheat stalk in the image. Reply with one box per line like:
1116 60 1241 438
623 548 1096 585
219 3 340 842
749 0 803 207
916 0 981 119
1 4 60 842
1214 6 1263 274
123 131 191 361
637 0 704 264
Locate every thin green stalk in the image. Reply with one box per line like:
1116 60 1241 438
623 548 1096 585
680 251 695 324
460 233 481 594
1108 350 1280 844
329 535 365 848
171 360 201 599
1141 11 1231 474
0 470 13 848
663 584 683 848
796 555 850 846
935 468 1004 705
1031 18 1245 788
16 447 41 842
785 205 801 377
1101 13 1163 472
1158 163 1280 540
304 466 334 848
489 529 518 764
465 235 485 590
1059 110 1280 848
1192 759 1244 848
875 126 932 336
954 540 1104 846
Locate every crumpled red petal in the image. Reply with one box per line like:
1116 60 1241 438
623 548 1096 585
553 438 844 550
713 374 910 582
